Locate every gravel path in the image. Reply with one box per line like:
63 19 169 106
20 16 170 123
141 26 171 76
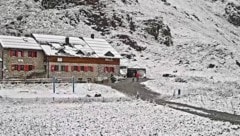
108 78 240 125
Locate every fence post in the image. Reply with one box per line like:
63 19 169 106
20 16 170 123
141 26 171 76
53 77 56 93
72 76 75 93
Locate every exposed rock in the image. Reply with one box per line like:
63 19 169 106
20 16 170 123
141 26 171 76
114 34 146 51
162 74 176 78
121 0 138 5
143 17 173 46
41 0 99 9
225 2 240 26
236 60 240 67
94 94 101 97
208 64 216 68
175 78 187 83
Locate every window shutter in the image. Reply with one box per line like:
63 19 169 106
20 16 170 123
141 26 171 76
51 65 55 72
34 52 37 57
10 50 13 57
32 65 35 70
107 67 110 73
24 65 29 71
17 65 20 71
28 51 31 57
111 67 115 73
90 67 93 72
65 66 68 72
21 51 24 57
84 66 88 72
78 66 80 72
71 66 74 71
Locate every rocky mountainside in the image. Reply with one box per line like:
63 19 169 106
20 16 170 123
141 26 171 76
0 0 240 78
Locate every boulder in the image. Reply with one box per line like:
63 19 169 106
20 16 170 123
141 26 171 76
94 94 101 97
225 2 240 26
175 78 187 83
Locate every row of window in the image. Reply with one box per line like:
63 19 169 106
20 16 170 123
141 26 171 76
10 50 37 58
51 65 94 72
104 67 115 73
51 65 115 73
11 65 35 71
10 64 115 73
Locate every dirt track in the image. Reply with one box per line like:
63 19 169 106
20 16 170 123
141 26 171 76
108 78 240 125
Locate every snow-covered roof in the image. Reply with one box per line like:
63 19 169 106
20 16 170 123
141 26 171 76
32 33 87 46
0 35 42 50
83 37 122 58
32 34 121 58
32 34 66 44
40 45 58 56
32 33 96 57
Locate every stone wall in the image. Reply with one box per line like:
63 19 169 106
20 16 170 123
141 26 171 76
48 62 120 82
3 49 45 79
48 62 98 82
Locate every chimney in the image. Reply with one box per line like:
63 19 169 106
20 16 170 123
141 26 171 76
65 37 69 45
91 34 95 39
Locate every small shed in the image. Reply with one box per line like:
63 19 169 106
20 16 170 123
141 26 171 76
127 68 146 78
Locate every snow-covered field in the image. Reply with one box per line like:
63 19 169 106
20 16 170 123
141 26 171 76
143 70 240 115
0 100 240 136
0 83 126 99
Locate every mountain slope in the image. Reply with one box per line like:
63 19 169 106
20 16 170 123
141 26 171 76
0 0 240 78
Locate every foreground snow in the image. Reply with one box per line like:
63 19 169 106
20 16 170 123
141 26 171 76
0 83 126 99
0 100 239 136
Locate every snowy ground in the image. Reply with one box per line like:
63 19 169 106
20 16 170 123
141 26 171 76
143 70 240 115
0 100 240 136
0 83 126 99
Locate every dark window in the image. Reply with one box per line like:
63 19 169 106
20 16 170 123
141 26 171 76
51 65 59 72
28 51 37 57
33 51 37 57
11 64 18 71
61 65 66 71
104 67 114 73
104 67 108 73
29 65 33 71
28 51 33 57
55 65 59 71
104 51 115 57
20 65 24 71
80 66 84 71
110 67 115 72
74 66 78 71
10 50 17 57
87 78 92 82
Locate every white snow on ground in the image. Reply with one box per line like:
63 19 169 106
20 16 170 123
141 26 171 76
0 83 126 99
0 100 240 136
143 70 240 115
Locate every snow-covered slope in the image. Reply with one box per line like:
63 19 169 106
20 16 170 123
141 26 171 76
1 0 240 77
